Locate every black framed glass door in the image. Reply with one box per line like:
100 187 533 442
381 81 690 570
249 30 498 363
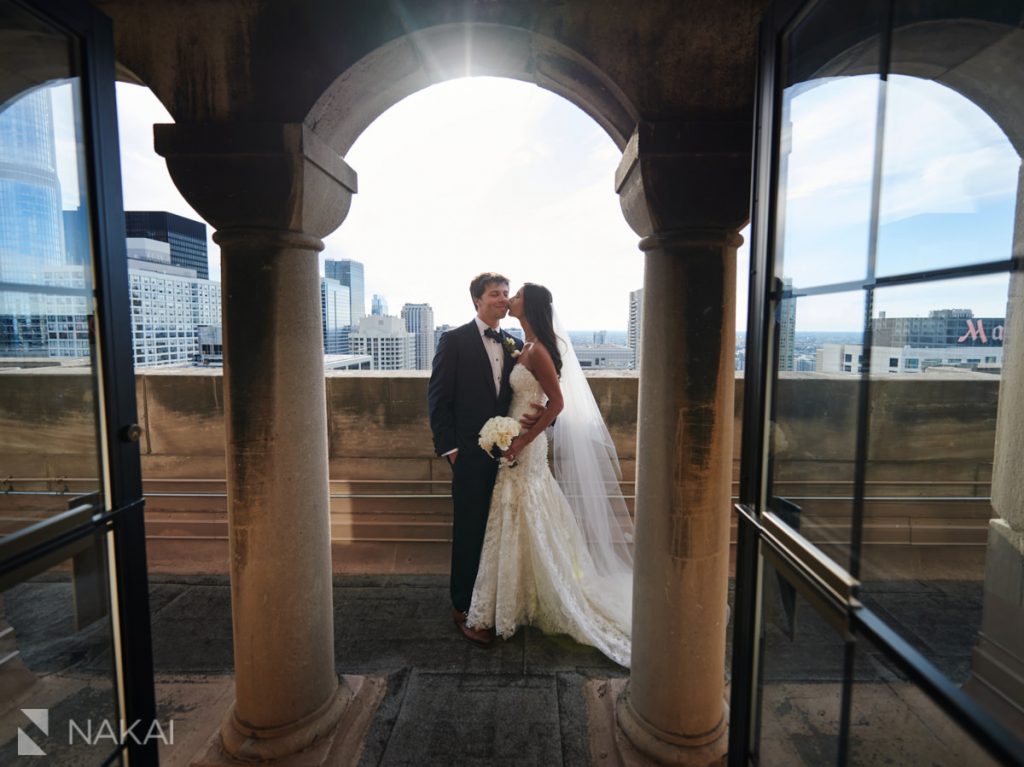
0 0 157 763
730 1 1024 764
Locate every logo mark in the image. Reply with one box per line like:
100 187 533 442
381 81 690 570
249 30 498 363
18 709 48 756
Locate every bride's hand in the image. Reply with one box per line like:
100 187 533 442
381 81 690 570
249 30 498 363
506 436 526 463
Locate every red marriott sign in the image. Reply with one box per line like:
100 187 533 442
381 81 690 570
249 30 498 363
958 319 1005 344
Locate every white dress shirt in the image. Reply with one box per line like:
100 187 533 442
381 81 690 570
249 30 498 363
475 316 504 397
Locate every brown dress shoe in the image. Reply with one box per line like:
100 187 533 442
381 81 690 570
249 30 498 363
452 608 494 648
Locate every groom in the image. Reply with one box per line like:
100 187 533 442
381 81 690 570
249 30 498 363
428 272 524 646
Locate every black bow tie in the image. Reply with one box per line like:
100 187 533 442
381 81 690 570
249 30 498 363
484 328 502 342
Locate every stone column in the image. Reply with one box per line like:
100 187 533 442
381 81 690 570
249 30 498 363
614 121 749 765
155 123 358 760
965 164 1024 737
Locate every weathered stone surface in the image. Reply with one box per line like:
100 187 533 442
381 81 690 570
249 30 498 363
142 372 226 457
0 369 99 470
95 0 765 150
0 370 1005 577
622 232 738 764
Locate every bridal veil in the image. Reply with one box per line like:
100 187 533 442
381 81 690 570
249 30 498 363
550 309 635 590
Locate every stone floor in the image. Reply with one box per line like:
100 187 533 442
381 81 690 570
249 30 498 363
0 573 1003 766
1 574 630 765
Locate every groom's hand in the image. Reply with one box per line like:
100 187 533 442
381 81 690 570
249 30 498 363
447 450 458 465
519 402 546 431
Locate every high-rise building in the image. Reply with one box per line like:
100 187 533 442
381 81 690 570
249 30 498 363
196 325 223 365
62 208 90 266
574 343 634 369
349 315 415 370
777 277 796 371
872 308 1005 349
401 302 435 370
126 237 221 368
325 259 365 326
321 277 352 354
628 289 643 370
41 263 91 358
125 211 209 280
0 88 71 357
433 324 453 353
372 293 388 316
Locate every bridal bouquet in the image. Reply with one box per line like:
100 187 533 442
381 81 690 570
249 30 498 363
479 416 520 464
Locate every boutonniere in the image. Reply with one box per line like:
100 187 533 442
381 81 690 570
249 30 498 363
502 335 520 358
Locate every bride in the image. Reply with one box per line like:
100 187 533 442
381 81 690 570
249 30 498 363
465 283 634 668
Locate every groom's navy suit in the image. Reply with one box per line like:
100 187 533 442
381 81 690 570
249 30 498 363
428 320 521 613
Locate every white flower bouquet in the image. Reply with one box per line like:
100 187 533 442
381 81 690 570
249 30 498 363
478 416 520 464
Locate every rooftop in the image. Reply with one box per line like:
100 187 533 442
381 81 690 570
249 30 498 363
0 573 988 765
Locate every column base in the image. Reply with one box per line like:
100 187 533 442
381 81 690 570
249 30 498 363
192 674 385 766
615 685 728 766
964 519 1024 738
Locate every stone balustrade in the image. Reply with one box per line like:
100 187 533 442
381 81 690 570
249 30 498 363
0 368 999 577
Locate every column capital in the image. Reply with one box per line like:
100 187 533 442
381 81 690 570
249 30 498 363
639 228 745 252
154 122 357 239
615 118 751 238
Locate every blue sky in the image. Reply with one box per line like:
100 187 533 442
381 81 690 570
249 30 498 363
776 75 1017 330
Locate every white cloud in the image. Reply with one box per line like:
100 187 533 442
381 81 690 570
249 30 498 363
775 72 1019 320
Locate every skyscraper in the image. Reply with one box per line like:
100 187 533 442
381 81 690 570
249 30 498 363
777 277 796 371
401 302 435 370
349 315 415 370
372 293 388 316
125 237 222 368
321 277 352 354
872 308 1005 349
324 259 365 326
628 289 643 370
0 88 82 358
433 324 453 354
125 211 209 280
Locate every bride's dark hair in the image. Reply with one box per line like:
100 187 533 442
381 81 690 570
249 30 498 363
522 283 562 376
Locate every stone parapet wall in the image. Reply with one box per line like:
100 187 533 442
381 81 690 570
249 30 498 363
0 369 999 576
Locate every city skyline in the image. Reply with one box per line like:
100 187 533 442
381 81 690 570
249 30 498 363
111 79 671 330
102 75 1020 333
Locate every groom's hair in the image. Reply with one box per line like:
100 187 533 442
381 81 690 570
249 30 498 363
469 272 509 306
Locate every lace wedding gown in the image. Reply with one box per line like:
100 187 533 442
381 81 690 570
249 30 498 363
466 364 632 667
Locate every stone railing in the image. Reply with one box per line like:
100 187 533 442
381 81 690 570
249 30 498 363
0 369 999 577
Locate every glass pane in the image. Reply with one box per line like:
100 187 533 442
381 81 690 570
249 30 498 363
769 290 864 570
861 274 1009 715
0 556 121 763
774 1 885 290
755 555 847 765
875 6 1021 278
0 2 102 537
848 631 999 765
875 75 1017 278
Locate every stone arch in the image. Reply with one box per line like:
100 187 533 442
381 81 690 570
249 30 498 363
304 22 639 157
789 16 1024 156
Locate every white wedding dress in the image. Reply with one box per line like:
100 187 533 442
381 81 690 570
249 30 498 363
466 363 633 667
